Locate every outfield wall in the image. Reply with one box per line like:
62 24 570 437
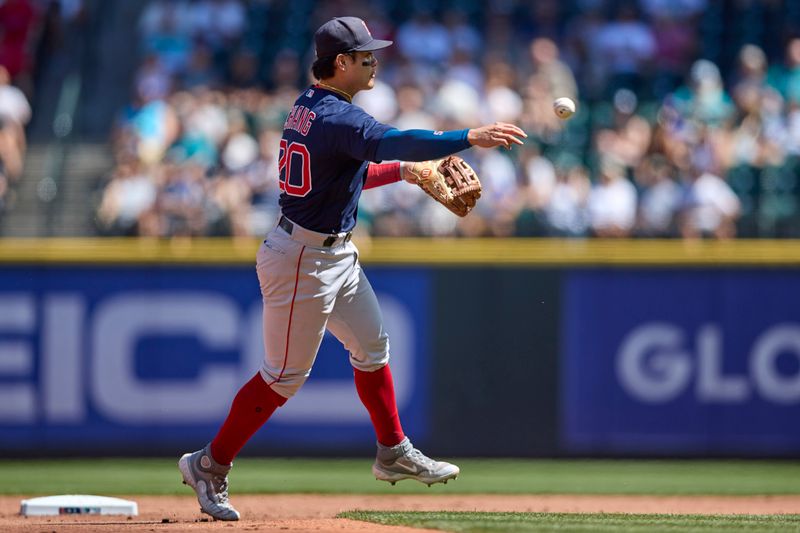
1 238 799 457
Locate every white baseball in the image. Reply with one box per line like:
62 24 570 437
553 97 576 119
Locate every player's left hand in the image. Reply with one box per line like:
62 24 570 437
406 156 482 217
401 160 440 185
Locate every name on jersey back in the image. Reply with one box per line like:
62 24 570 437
284 105 316 136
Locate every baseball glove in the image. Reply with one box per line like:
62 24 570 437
410 156 482 217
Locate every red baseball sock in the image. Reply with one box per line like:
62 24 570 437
353 364 405 447
210 373 287 465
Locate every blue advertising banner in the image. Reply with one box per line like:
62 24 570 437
563 269 800 455
0 266 430 455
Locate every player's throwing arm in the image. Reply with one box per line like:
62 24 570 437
373 123 526 216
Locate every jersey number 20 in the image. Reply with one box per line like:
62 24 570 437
278 139 312 196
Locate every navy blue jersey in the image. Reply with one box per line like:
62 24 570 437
278 86 393 234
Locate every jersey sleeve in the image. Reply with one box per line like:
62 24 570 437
325 104 394 162
375 128 471 162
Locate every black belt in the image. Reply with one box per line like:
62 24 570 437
278 215 295 235
278 216 352 247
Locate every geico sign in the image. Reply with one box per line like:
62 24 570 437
0 291 413 425
616 322 800 404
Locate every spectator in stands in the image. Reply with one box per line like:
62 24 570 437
587 157 638 237
634 155 682 237
138 0 192 76
227 48 260 89
0 0 39 94
0 65 31 180
130 91 180 165
524 143 557 192
135 54 172 101
543 163 591 237
242 127 280 230
444 48 484 95
435 78 481 126
649 9 698 98
393 84 435 131
528 37 577 103
443 9 482 57
180 43 222 90
396 10 451 66
733 44 770 100
483 9 515 60
592 3 656 98
485 62 524 124
155 162 207 237
768 38 800 107
96 161 157 235
672 59 735 127
207 167 251 237
0 63 29 220
470 149 522 237
562 1 606 100
198 0 247 49
516 0 562 45
678 164 741 239
268 48 302 92
353 77 397 124
594 88 652 170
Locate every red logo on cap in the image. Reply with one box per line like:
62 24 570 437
362 20 372 37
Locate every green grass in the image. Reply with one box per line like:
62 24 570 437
338 511 800 532
3 458 800 496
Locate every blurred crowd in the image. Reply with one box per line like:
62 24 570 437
90 0 800 239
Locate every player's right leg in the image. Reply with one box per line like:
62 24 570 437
326 261 459 486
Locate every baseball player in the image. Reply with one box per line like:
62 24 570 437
179 16 526 521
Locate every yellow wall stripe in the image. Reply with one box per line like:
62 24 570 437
1 238 800 266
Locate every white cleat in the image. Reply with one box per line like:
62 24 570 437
372 437 460 486
178 445 240 521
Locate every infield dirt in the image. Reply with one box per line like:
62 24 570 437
3 494 800 532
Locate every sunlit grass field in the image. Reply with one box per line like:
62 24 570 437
4 458 800 496
339 511 800 533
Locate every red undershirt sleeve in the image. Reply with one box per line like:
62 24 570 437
364 162 402 189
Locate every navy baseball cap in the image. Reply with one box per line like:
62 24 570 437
314 17 393 58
